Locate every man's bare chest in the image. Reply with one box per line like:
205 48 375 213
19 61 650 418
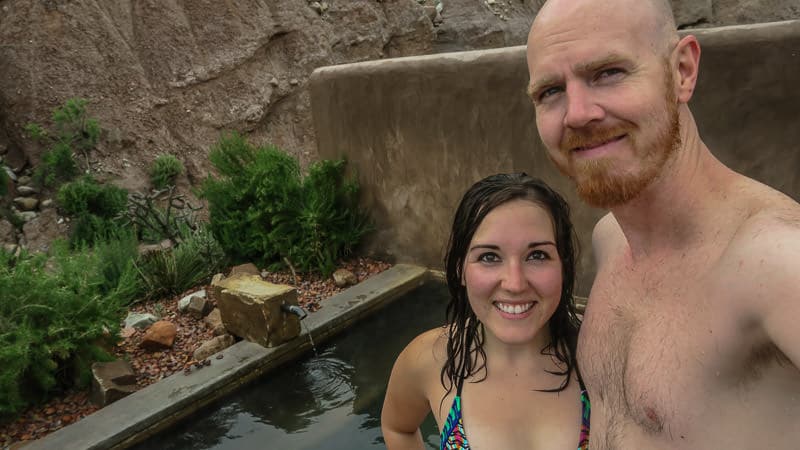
577 261 737 433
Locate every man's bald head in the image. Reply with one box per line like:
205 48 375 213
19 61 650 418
530 0 679 58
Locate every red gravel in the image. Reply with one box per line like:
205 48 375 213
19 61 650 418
0 257 392 449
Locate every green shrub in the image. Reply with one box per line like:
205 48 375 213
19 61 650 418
135 224 226 301
150 154 184 189
200 132 301 264
272 159 372 275
27 98 101 188
92 228 142 305
51 98 100 155
34 142 79 187
200 132 371 275
57 176 129 246
0 243 126 421
57 176 127 217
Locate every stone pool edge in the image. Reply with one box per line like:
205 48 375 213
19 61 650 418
23 264 430 450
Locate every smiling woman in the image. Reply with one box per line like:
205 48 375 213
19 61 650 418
464 199 564 349
381 173 589 450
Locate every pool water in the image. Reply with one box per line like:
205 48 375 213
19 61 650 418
135 280 448 449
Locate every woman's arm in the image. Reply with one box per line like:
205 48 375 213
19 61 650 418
381 330 440 450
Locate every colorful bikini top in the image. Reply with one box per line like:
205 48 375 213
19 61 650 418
439 376 591 450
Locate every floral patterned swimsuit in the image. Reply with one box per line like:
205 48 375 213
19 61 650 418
439 377 591 450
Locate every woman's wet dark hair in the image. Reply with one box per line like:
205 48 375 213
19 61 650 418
440 173 581 396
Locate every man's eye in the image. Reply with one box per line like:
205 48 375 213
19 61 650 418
478 253 501 263
539 86 563 101
596 68 624 80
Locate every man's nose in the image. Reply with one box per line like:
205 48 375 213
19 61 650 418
563 83 604 128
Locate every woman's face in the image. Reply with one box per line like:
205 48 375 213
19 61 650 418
463 199 563 348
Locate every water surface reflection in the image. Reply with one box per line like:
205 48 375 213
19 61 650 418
135 280 447 450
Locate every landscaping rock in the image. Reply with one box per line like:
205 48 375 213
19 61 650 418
124 312 158 330
90 360 138 407
333 268 358 287
18 211 37 222
192 334 235 361
178 289 206 313
13 197 37 211
187 295 212 319
137 239 173 257
229 262 261 278
212 273 301 347
139 320 178 350
203 308 226 335
16 185 38 195
3 166 16 182
120 327 137 339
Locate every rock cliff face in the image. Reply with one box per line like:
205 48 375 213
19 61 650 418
0 0 797 250
0 0 437 189
1 0 797 181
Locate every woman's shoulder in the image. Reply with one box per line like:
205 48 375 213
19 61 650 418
394 326 449 376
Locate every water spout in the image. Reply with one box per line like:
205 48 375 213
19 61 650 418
281 304 307 320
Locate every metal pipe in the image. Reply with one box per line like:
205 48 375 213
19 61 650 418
281 303 307 320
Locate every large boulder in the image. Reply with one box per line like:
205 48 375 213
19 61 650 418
212 273 301 347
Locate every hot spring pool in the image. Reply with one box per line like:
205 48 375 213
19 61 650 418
133 280 448 449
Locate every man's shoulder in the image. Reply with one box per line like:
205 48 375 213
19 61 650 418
730 194 800 246
734 175 800 228
719 196 800 304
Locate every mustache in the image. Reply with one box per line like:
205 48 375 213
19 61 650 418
560 125 633 152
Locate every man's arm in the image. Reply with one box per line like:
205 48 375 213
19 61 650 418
754 224 800 367
729 218 800 367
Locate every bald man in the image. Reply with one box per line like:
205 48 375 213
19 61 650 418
526 0 800 448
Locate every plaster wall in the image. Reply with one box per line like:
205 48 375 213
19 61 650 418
310 20 800 295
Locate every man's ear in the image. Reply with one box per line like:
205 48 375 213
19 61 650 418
673 35 701 103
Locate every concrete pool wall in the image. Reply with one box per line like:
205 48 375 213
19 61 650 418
310 20 800 295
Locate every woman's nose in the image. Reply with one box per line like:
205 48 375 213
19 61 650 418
501 262 528 293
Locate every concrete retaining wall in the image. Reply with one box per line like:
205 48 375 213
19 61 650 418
310 20 800 295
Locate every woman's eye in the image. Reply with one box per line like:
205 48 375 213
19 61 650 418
477 252 501 263
528 250 550 261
